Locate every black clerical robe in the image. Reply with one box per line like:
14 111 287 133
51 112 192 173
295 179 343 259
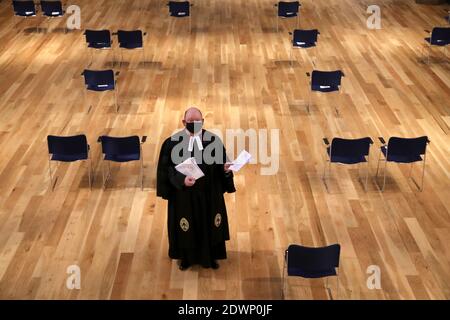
156 129 236 267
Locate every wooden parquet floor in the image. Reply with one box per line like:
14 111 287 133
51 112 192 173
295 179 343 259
0 0 449 299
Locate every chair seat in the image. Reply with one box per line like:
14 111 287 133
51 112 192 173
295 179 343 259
16 11 36 17
119 43 143 49
43 11 64 17
424 37 449 46
171 11 188 17
381 146 422 163
293 41 316 48
327 147 366 164
51 153 88 162
288 267 337 278
88 42 112 49
87 83 114 91
280 12 298 18
104 153 140 162
312 85 339 92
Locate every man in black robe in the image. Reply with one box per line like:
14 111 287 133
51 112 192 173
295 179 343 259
156 107 236 270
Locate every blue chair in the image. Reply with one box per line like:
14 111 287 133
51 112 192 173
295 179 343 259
423 27 450 63
274 1 300 32
47 135 92 189
98 135 147 190
167 1 193 32
12 1 37 32
376 136 430 191
82 69 120 113
40 1 65 33
306 70 344 114
283 244 341 299
323 137 373 191
84 29 115 67
115 30 147 67
289 29 319 66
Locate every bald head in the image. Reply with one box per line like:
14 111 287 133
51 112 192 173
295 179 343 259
183 107 203 122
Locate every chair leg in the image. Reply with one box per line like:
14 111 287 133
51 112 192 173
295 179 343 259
307 90 311 113
375 151 382 177
140 156 144 191
88 158 92 189
276 16 279 33
408 162 413 178
48 158 53 190
102 159 106 189
336 273 339 300
142 46 146 66
114 84 119 113
382 160 388 191
90 48 94 67
420 155 426 191
428 45 431 64
365 159 370 191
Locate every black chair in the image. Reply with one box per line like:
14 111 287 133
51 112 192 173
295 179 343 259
289 29 319 66
283 244 341 299
167 1 193 32
323 137 373 191
12 1 37 32
306 70 344 114
376 136 430 191
274 1 300 32
47 134 92 189
82 69 120 112
98 135 147 190
84 29 114 67
115 30 147 67
423 27 450 63
40 1 65 33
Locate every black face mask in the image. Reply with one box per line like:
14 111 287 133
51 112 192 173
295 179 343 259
186 121 203 134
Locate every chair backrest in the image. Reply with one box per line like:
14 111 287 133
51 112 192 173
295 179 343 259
431 27 450 43
387 136 429 157
311 70 343 87
83 70 115 89
41 1 63 16
287 244 341 272
293 29 318 46
85 29 111 45
278 1 300 16
331 137 372 158
47 135 88 155
168 1 190 16
100 136 141 156
117 30 143 46
13 1 36 15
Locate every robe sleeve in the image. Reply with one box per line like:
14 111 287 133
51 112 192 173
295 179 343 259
156 138 186 200
221 144 236 194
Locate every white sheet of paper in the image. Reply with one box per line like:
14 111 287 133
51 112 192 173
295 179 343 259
320 85 331 89
229 150 252 172
175 157 204 180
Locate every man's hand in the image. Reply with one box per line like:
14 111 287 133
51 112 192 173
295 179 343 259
224 162 232 173
184 176 196 187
